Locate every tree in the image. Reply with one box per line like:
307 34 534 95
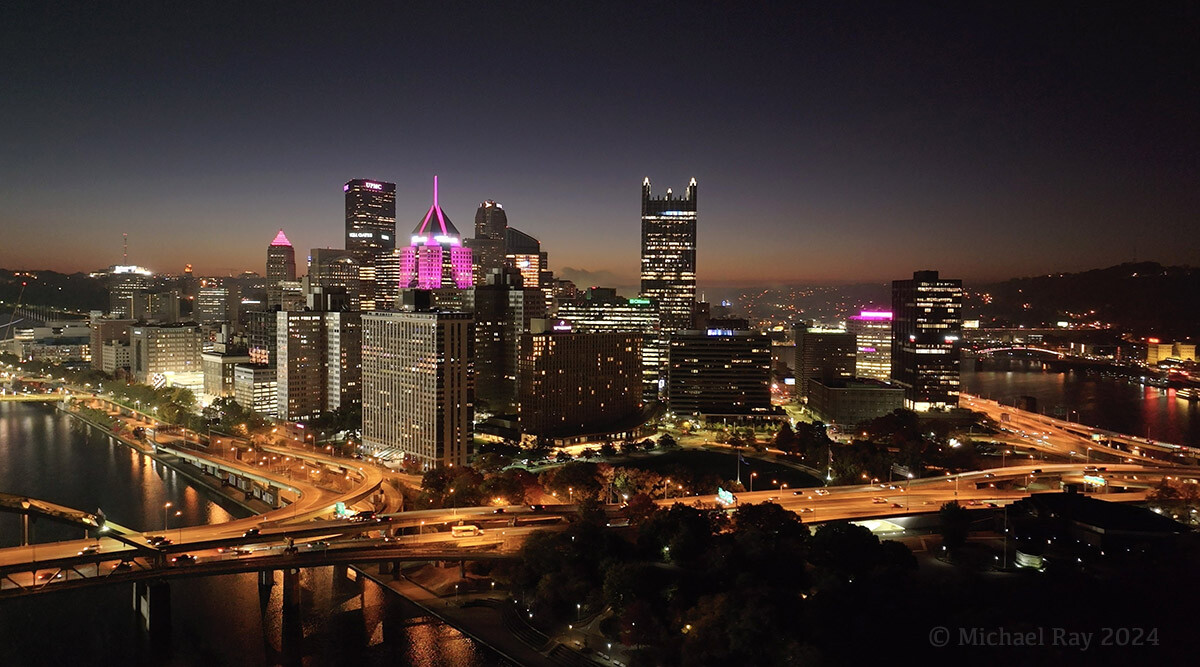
555 450 573 463
774 422 798 452
622 492 657 525
939 501 971 554
599 442 617 458
657 433 677 449
580 447 598 460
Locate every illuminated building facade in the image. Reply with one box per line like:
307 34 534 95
556 289 662 400
130 323 202 384
233 363 277 417
640 178 697 332
504 227 545 289
399 177 473 290
794 326 856 398
275 311 325 420
891 270 963 411
266 229 297 309
344 178 397 310
666 329 775 421
517 320 643 440
362 310 474 469
846 310 893 381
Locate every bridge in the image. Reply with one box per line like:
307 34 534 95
0 492 136 545
0 393 72 402
972 346 1065 357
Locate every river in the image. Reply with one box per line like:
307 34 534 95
963 359 1200 446
0 402 502 666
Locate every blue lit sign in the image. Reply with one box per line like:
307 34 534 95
707 328 734 336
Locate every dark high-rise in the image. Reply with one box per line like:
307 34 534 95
266 229 296 310
344 179 397 257
640 177 697 332
344 179 397 310
794 326 857 398
890 270 963 411
466 200 508 285
666 328 773 421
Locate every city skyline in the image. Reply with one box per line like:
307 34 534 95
2 3 1196 283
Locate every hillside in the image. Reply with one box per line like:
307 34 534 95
970 262 1200 337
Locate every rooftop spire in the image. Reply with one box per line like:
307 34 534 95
270 229 292 247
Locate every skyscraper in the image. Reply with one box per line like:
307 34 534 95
345 179 397 310
556 290 662 400
667 328 773 421
891 270 963 411
517 319 643 441
466 200 508 284
362 310 474 469
794 326 857 398
640 178 697 332
846 310 893 381
472 267 546 414
399 176 473 290
266 229 297 310
308 248 361 311
344 179 397 259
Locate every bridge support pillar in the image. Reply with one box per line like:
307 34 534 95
333 563 349 582
393 561 402 581
20 513 30 546
133 580 171 635
258 570 274 589
280 568 303 663
281 567 301 610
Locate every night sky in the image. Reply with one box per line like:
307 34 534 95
1 2 1196 286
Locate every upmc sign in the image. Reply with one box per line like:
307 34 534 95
364 182 383 190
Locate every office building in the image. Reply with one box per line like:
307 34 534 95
130 323 203 384
666 329 776 422
266 229 297 309
345 178 397 309
308 248 361 311
233 363 277 417
472 267 546 414
195 280 241 325
275 311 326 420
324 310 362 411
399 177 473 290
362 310 474 469
201 342 252 399
556 289 662 400
466 200 508 285
517 319 643 441
806 379 904 426
891 270 963 411
89 316 134 370
846 310 893 381
106 265 154 318
794 326 856 398
640 178 697 332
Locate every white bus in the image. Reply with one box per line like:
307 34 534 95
451 524 482 538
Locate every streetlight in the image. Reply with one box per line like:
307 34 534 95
163 502 172 532
576 603 581 622
175 510 182 543
750 472 757 492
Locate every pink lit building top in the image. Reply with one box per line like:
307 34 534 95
400 176 473 289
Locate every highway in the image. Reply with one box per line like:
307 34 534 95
960 393 1192 464
663 462 1193 523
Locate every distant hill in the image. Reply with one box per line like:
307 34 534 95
0 269 108 313
970 262 1200 338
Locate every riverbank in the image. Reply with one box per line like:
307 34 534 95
57 402 266 517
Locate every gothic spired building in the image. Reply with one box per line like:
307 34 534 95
399 176 473 290
640 178 697 332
